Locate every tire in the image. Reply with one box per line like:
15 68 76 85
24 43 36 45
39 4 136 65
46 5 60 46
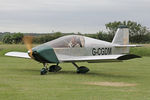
77 66 89 74
49 65 62 72
40 68 47 75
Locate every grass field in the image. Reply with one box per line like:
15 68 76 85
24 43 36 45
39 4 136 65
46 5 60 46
0 44 150 100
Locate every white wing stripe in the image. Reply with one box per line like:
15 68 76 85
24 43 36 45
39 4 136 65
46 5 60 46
5 52 31 59
57 54 124 62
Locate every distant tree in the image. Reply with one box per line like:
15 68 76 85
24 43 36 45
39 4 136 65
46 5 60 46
33 32 64 44
2 33 24 44
2 34 13 44
77 32 82 35
12 33 24 44
105 21 122 36
97 31 113 42
53 32 63 39
106 20 149 36
84 34 98 39
105 20 150 43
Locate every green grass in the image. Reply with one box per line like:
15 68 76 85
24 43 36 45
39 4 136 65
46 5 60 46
0 44 37 56
130 44 150 57
0 44 150 100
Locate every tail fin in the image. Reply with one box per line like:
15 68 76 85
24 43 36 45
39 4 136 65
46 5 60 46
112 25 130 54
112 25 129 45
112 26 141 54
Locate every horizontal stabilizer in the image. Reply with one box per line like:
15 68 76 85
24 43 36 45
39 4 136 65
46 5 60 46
5 52 31 59
114 45 142 48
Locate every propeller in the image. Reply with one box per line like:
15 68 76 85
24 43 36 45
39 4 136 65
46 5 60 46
23 36 33 58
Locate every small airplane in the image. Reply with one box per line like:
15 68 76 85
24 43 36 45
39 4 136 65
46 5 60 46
5 25 141 75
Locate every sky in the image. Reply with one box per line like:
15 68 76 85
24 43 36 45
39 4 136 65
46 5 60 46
0 0 150 33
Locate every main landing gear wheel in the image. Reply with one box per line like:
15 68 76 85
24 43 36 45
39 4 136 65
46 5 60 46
77 66 89 74
40 63 61 75
72 62 89 74
49 65 62 72
40 68 47 75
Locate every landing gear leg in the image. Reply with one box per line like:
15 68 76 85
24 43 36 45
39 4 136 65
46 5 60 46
72 62 89 74
40 63 48 75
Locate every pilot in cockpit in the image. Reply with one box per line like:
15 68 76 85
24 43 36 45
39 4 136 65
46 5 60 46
68 36 83 48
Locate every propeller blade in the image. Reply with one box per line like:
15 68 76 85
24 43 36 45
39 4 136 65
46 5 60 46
23 36 33 57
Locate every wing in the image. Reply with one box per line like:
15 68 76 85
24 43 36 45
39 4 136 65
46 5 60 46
57 54 141 63
5 52 31 59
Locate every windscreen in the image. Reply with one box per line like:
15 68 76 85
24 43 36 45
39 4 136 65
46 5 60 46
45 35 85 48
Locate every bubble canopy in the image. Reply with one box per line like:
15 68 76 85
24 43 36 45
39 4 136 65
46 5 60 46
44 35 85 48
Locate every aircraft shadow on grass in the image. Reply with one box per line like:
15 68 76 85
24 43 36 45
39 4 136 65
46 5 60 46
57 71 137 79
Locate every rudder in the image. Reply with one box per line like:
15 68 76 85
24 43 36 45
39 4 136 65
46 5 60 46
112 25 129 45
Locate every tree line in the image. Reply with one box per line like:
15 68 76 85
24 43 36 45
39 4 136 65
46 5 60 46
1 20 150 44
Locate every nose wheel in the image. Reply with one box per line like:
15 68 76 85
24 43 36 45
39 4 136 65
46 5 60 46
40 68 48 75
40 63 48 75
